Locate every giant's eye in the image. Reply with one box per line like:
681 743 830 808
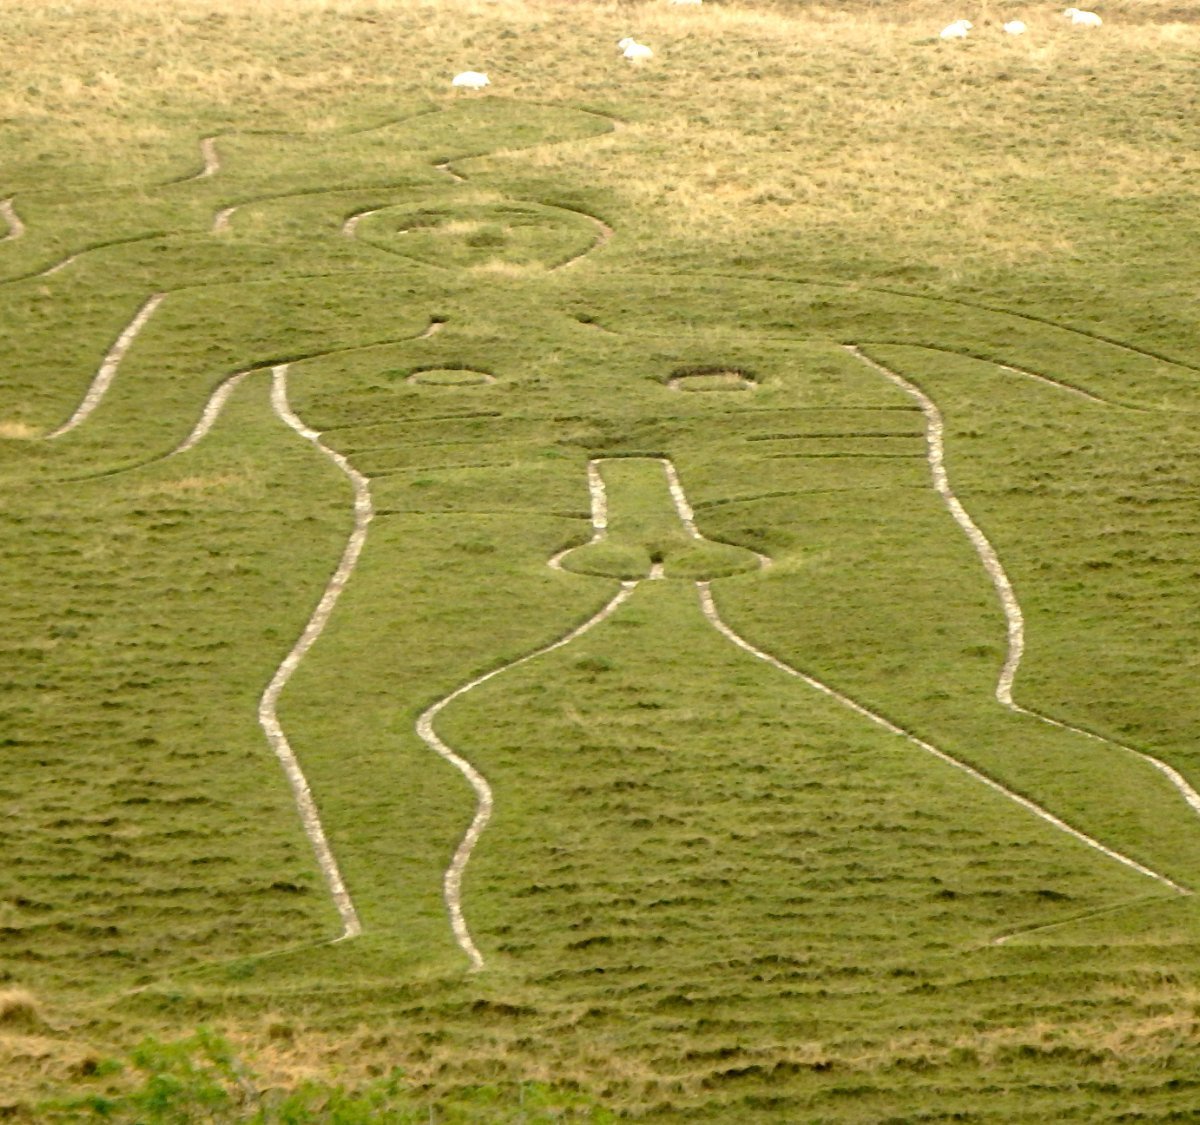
406 366 496 387
667 366 758 392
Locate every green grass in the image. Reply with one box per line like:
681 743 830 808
2 0 1200 1119
557 458 762 579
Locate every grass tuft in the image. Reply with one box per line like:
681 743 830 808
0 989 44 1033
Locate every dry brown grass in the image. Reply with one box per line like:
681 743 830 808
4 0 1196 268
469 259 547 277
426 2 1200 276
203 983 1200 1107
0 989 44 1034
135 472 257 496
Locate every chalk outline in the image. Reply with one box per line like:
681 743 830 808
261 363 369 942
1 198 25 242
45 293 167 439
845 344 1200 820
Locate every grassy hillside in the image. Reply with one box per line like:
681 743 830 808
2 0 1199 1119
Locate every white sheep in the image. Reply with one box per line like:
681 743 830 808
1064 7 1102 25
617 37 637 50
1003 19 1027 34
623 41 654 60
451 71 490 88
939 19 972 38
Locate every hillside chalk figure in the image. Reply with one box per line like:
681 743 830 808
3 2 1200 1109
322 104 1200 971
421 447 1191 969
3 100 1197 999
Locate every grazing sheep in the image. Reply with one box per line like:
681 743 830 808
623 41 654 60
1064 7 1103 25
939 19 972 38
451 71 490 89
1003 19 1028 34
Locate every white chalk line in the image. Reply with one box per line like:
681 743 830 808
996 361 1112 405
212 205 238 233
1019 706 1200 816
661 457 772 571
697 583 1185 894
417 582 637 971
845 345 1026 705
40 253 79 277
262 363 369 942
554 212 614 271
845 345 1200 820
191 137 220 180
73 316 447 467
172 370 253 454
662 458 700 536
548 459 607 571
588 459 609 529
45 293 167 439
550 457 769 575
991 893 1168 947
857 341 1114 406
35 239 178 282
1 198 25 242
341 208 383 237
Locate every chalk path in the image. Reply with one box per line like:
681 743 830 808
549 457 770 574
421 450 1188 973
169 317 446 459
416 583 636 971
212 205 238 233
662 456 772 570
191 137 220 180
856 341 1118 407
548 460 609 571
1 198 24 242
845 345 1200 819
38 333 367 938
698 584 1185 895
45 294 167 439
341 208 383 237
40 253 79 277
995 360 1112 406
171 370 252 454
431 454 756 970
260 364 370 941
13 105 1193 964
555 210 614 271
